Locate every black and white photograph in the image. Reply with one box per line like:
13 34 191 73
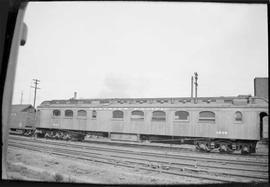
1 0 268 185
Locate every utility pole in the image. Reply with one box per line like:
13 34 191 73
194 72 198 104
20 91 23 104
31 79 40 108
191 76 194 99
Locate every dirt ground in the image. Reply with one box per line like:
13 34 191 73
6 146 213 184
5 138 268 185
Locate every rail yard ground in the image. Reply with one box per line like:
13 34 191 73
5 135 269 185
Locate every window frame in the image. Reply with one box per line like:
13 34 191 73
174 111 189 122
234 111 243 123
64 109 73 118
112 110 124 120
52 109 61 117
91 110 97 120
131 110 144 121
198 111 215 123
77 109 87 118
152 110 166 122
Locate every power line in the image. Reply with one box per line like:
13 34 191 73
31 79 40 108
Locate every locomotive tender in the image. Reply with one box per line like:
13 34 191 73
35 94 268 154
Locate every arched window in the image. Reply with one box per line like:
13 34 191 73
131 110 144 120
77 110 87 117
199 111 215 122
53 110 61 116
152 111 166 121
175 111 189 120
92 110 97 119
65 110 73 117
235 111 243 122
113 110 124 119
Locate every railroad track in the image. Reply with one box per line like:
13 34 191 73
9 135 268 165
8 136 268 183
11 133 268 157
84 138 269 157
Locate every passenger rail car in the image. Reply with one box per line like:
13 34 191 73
35 95 268 154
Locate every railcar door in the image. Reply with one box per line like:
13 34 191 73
262 115 268 139
259 112 268 139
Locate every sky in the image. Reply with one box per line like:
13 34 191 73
12 1 268 106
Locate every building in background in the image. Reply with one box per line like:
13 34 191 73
254 78 268 99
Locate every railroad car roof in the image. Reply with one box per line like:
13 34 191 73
38 96 268 108
11 104 35 112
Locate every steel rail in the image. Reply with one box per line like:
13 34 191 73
8 141 268 178
84 138 269 157
9 138 268 175
9 136 268 167
8 140 268 182
10 134 268 157
8 142 266 183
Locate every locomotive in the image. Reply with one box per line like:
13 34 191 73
9 79 268 154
